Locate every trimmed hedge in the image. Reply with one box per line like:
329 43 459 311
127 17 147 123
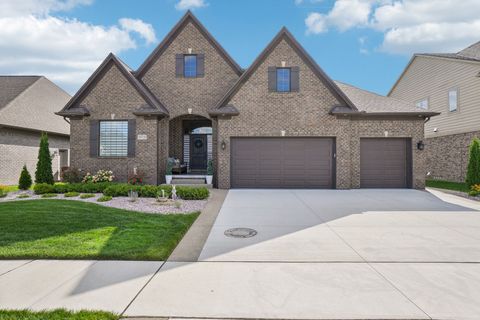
34 182 209 200
103 183 209 200
34 182 113 195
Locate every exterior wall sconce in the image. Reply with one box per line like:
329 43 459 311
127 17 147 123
281 130 286 136
221 140 226 150
187 108 193 114
417 140 425 150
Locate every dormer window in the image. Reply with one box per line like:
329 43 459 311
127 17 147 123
276 68 291 92
184 55 197 78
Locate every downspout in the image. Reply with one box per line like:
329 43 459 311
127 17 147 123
424 116 431 123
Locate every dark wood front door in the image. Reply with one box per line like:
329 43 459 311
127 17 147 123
190 134 208 170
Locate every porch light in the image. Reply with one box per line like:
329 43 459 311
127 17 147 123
417 140 425 151
221 140 226 150
188 108 193 114
281 130 286 136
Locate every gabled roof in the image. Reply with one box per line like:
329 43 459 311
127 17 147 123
0 76 71 135
136 11 242 78
333 81 438 117
57 53 168 117
388 40 480 95
211 27 357 115
0 76 41 110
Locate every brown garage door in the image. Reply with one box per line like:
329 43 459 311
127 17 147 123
231 137 335 188
360 138 412 188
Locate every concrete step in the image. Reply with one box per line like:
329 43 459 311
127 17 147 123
171 178 205 185
161 183 213 189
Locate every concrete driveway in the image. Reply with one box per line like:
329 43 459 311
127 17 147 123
126 189 480 319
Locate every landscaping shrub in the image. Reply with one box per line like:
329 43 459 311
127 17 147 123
17 194 30 199
82 170 114 183
62 167 84 183
52 182 113 194
18 165 33 190
34 183 55 194
101 183 208 199
469 184 480 197
41 193 57 198
176 186 209 200
53 183 69 194
35 133 54 185
466 137 480 187
64 191 80 197
80 193 95 199
0 189 6 198
97 195 112 202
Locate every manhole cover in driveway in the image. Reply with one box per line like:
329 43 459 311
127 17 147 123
224 228 257 238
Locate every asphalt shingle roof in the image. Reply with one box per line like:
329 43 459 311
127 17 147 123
0 76 41 109
417 41 480 62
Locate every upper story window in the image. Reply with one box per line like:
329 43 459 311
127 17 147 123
99 121 128 157
276 68 291 92
184 55 197 78
416 98 429 110
448 89 458 112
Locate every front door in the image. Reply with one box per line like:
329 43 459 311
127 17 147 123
190 134 208 170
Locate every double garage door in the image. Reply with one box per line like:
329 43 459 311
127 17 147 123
230 137 411 189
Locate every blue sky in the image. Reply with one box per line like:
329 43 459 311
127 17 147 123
1 0 479 95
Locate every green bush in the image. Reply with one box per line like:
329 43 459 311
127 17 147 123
41 193 57 198
466 138 480 187
17 194 30 199
34 183 55 194
64 191 80 197
18 165 33 190
0 189 6 198
62 167 84 183
176 186 209 200
80 193 95 199
35 133 54 185
97 195 112 202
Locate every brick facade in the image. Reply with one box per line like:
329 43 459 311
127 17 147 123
66 13 428 189
0 127 70 184
425 131 480 183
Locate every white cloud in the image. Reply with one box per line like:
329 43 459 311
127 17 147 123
0 0 93 17
0 1 157 94
306 0 373 34
119 18 157 44
305 0 480 55
175 0 207 11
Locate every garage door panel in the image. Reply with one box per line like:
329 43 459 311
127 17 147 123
231 138 334 189
360 138 411 188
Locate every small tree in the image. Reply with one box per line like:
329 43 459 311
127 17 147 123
18 165 33 190
466 137 480 187
35 133 54 185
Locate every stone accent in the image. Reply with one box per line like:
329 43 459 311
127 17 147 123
216 39 426 189
0 127 69 185
70 62 158 184
426 131 480 183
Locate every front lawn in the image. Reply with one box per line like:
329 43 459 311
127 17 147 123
0 309 117 320
0 200 198 260
426 179 470 193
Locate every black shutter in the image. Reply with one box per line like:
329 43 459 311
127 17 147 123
127 119 136 157
197 53 205 77
89 120 99 157
175 54 184 77
268 67 277 92
291 66 300 92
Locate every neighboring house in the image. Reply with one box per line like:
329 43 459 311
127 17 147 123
389 41 480 183
57 11 435 189
0 76 71 185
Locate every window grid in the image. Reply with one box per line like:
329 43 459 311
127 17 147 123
416 99 428 110
276 68 291 92
99 121 128 157
184 55 197 78
448 89 458 112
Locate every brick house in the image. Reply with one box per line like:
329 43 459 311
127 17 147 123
389 41 480 183
1 76 71 185
57 12 436 189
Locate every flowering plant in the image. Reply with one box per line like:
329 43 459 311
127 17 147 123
82 170 114 183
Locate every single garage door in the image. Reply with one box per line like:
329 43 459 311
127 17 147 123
231 137 335 188
360 138 412 188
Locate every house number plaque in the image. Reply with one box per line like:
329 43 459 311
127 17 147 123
137 134 147 140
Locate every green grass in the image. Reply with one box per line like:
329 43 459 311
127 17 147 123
426 179 470 192
0 200 198 260
0 309 118 320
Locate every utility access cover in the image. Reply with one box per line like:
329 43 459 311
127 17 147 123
224 228 257 238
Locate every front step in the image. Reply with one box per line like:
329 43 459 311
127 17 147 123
171 178 205 185
167 174 212 188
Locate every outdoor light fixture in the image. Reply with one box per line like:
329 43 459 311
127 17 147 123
417 140 425 150
221 140 226 150
187 108 193 114
281 130 286 136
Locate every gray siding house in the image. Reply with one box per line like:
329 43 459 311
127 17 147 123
389 42 480 183
58 12 435 189
0 76 71 185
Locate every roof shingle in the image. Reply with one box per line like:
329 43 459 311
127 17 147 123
0 76 41 109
